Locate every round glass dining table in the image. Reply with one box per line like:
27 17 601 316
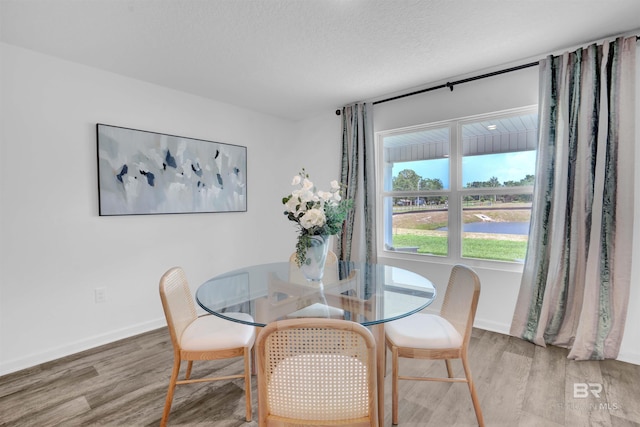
196 261 436 327
196 260 436 426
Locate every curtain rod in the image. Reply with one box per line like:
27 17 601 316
372 61 538 106
370 34 640 107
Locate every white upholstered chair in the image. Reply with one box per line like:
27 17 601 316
385 264 484 426
159 266 256 426
286 250 345 319
256 318 378 426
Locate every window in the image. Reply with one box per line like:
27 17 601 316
378 106 538 264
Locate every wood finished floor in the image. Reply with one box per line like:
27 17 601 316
1 327 639 426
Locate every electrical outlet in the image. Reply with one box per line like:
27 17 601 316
95 287 107 303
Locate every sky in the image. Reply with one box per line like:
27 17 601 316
392 151 537 189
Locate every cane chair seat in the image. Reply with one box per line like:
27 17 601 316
286 302 345 319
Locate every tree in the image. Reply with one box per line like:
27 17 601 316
419 178 444 190
393 169 421 191
466 181 487 189
519 174 535 186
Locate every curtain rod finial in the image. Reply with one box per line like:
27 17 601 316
335 109 341 116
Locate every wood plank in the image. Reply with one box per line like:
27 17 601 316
427 327 513 426
479 351 532 426
1 328 638 426
600 359 640 424
521 343 567 425
564 359 612 426
6 396 91 427
0 365 98 425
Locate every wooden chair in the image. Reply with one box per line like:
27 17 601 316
385 264 484 426
159 267 255 426
286 250 345 319
256 318 378 426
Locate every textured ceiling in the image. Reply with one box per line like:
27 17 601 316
2 0 640 121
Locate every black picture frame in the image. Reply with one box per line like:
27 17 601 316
96 124 247 216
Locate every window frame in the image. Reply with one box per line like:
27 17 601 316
376 105 538 271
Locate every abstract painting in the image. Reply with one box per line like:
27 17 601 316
96 124 247 215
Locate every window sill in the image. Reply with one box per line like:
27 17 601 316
378 248 526 274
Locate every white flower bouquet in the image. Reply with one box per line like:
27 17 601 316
282 169 352 266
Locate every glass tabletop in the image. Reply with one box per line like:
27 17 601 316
196 261 436 327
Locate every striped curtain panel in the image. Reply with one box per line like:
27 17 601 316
510 37 636 360
338 103 377 263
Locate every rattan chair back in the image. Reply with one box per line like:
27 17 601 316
256 318 378 426
160 267 198 351
440 264 481 345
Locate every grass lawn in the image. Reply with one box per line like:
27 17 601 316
391 206 531 262
393 234 527 262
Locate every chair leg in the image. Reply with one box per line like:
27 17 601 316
391 346 399 425
244 347 252 422
461 354 484 427
445 359 454 378
185 360 193 380
161 357 181 427
383 345 387 377
251 342 257 375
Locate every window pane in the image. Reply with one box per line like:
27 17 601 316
386 196 448 256
383 127 450 191
379 106 537 264
461 194 531 262
462 114 537 188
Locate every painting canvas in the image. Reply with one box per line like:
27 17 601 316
97 124 247 215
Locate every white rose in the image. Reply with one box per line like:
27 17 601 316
285 197 299 214
299 189 314 203
317 191 332 201
330 180 340 191
292 175 301 185
302 178 314 191
291 189 304 204
299 208 326 229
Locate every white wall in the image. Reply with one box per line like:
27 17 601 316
292 111 345 187
2 42 638 374
372 61 640 365
0 43 306 375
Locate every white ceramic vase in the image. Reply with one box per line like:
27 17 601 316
299 234 330 282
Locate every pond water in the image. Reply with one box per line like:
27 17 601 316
439 221 530 235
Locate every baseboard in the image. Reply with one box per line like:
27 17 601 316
0 318 166 377
616 351 640 366
473 318 511 335
473 318 640 366
3 314 636 377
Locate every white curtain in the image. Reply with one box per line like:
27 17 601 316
510 37 636 360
